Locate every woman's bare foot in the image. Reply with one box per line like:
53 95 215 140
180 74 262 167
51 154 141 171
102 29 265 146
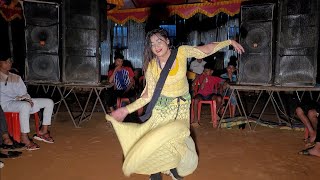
299 143 320 157
308 149 320 157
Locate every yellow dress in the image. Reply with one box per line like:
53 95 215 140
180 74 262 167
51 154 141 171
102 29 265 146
105 40 231 177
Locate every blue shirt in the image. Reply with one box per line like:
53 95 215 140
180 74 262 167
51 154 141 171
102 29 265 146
220 73 237 82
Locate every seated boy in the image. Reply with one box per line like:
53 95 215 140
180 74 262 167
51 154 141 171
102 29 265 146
296 100 320 157
192 64 224 123
220 63 237 117
0 54 54 150
106 54 135 111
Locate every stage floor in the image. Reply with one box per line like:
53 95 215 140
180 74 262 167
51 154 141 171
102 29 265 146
1 111 319 180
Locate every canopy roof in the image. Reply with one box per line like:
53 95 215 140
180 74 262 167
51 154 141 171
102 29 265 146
107 0 244 24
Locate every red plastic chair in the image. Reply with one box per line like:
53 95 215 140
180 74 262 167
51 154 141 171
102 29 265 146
304 128 309 141
4 112 40 143
197 100 217 127
190 78 220 128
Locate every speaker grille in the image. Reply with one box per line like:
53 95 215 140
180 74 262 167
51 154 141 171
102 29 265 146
238 4 275 86
242 22 272 54
63 56 99 83
275 0 319 86
24 2 58 27
63 0 100 84
24 1 60 83
241 4 274 22
25 25 58 53
26 54 60 82
278 56 314 84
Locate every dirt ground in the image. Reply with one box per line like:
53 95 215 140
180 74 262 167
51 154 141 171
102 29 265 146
1 111 320 180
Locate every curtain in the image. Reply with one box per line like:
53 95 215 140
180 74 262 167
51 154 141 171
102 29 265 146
125 20 145 69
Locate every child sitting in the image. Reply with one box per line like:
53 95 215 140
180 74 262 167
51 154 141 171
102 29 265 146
220 62 237 117
192 64 224 123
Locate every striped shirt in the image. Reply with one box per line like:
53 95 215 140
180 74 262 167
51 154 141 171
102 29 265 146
108 67 134 90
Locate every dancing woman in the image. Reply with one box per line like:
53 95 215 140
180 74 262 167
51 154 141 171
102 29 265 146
106 28 244 180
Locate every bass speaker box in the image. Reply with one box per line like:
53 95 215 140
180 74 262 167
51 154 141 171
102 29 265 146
62 0 100 84
274 0 319 86
24 1 60 82
26 53 60 81
238 3 275 85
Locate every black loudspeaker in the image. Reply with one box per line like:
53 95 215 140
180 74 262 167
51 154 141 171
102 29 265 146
24 1 60 82
25 25 59 53
238 4 275 85
62 0 100 84
26 54 60 81
274 0 319 86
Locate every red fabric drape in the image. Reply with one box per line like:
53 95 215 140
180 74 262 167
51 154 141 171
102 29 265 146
107 0 243 24
0 0 22 22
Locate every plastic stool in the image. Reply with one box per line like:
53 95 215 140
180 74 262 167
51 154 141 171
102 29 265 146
304 128 309 140
197 100 217 128
4 112 40 143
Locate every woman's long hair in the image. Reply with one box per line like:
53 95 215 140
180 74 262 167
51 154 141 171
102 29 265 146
143 28 170 72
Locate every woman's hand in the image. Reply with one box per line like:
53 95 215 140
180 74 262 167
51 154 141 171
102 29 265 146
230 40 245 54
110 107 129 122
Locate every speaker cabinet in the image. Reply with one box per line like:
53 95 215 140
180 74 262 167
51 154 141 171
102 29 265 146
275 0 319 86
238 4 275 85
62 0 100 84
25 25 59 54
64 56 98 82
24 1 60 82
26 54 60 81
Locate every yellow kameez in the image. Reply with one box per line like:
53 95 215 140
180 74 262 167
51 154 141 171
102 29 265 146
105 40 231 177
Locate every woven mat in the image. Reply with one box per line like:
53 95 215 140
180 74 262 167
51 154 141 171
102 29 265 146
219 117 305 131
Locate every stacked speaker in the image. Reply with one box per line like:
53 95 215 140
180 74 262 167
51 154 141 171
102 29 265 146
275 0 319 86
238 0 320 86
62 0 100 84
238 3 275 85
24 0 100 84
24 1 60 82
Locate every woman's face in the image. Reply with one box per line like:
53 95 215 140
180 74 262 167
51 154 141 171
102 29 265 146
149 33 170 58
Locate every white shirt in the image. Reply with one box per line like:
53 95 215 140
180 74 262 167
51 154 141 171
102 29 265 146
0 71 31 106
190 60 207 75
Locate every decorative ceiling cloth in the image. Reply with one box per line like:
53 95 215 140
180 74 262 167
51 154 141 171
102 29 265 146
107 0 243 24
0 0 23 22
107 0 124 10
